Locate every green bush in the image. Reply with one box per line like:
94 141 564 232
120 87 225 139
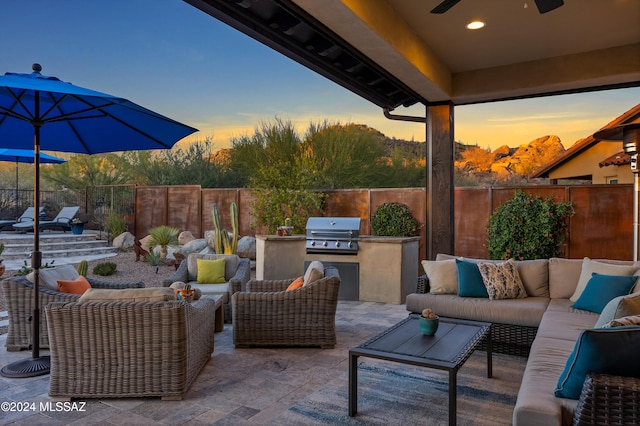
487 189 574 260
371 202 420 237
104 212 127 238
93 261 117 276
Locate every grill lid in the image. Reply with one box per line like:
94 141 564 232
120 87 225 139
306 217 361 254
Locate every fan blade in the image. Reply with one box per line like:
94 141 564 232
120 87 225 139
430 0 462 14
534 0 564 14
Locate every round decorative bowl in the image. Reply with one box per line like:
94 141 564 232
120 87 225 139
419 316 439 336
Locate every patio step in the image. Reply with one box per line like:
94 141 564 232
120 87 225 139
0 231 117 270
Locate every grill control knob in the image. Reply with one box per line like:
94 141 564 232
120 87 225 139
311 241 316 246
335 241 341 248
348 241 354 248
322 241 328 247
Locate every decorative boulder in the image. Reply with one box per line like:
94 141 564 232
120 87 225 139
112 231 135 250
237 236 256 260
178 238 208 257
178 231 195 245
204 230 216 250
139 235 154 252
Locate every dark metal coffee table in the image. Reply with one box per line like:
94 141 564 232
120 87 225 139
349 315 492 426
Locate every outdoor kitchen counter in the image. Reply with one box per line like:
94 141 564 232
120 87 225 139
256 235 420 304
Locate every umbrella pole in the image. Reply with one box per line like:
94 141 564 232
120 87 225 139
0 94 50 378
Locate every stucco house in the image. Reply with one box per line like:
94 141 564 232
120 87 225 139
530 104 640 184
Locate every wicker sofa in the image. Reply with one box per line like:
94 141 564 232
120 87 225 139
45 292 217 400
405 254 640 426
162 253 251 323
232 266 341 348
1 268 144 351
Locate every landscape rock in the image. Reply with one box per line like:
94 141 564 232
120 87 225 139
112 232 135 250
178 238 208 256
237 236 256 260
178 231 195 245
139 235 153 251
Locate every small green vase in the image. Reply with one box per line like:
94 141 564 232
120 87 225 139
419 316 439 336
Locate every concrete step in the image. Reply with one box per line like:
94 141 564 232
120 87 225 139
0 230 118 271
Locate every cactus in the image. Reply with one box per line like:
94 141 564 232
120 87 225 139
212 202 239 254
212 203 223 254
77 259 88 277
230 202 238 254
284 217 291 227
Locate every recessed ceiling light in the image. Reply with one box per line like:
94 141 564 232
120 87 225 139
466 20 485 30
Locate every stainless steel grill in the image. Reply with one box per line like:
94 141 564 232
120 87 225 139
306 217 361 254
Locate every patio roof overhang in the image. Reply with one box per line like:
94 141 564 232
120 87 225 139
184 0 640 109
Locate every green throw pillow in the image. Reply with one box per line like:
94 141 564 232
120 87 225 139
197 258 226 284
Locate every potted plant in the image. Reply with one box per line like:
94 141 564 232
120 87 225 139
419 308 439 336
70 218 85 235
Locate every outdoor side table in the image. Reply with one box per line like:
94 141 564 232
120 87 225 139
349 315 492 426
202 295 224 332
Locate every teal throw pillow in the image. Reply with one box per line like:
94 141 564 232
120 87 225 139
456 259 489 298
554 326 640 399
571 273 637 314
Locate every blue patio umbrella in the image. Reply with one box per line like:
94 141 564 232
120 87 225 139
0 64 198 377
0 149 66 219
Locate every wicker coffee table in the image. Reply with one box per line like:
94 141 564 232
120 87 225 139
349 315 492 426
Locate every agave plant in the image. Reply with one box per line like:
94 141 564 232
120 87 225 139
148 225 179 261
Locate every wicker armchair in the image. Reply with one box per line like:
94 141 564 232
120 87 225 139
1 275 144 351
232 267 341 348
572 373 640 425
45 297 217 400
162 253 251 323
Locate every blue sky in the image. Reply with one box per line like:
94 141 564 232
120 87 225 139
3 0 639 151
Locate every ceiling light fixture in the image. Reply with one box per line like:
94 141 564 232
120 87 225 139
466 20 485 30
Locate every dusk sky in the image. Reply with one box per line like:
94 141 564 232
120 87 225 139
3 0 639 152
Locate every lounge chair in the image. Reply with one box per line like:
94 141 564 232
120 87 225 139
0 206 43 231
12 206 80 233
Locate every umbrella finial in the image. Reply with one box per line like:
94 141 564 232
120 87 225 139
32 63 42 73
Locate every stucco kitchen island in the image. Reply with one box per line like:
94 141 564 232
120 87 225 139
255 234 420 304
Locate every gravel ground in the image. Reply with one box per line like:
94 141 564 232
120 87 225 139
0 250 180 318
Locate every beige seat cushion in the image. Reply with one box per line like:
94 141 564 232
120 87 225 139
303 261 324 286
27 264 79 291
187 253 240 282
79 287 176 302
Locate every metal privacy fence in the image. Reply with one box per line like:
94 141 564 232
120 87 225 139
0 185 135 230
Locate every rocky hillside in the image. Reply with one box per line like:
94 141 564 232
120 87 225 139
455 135 565 182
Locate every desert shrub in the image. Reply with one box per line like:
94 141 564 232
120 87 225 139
487 189 574 260
93 261 117 276
145 250 162 266
371 202 420 237
104 212 127 237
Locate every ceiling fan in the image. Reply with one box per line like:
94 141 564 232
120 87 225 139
431 0 564 14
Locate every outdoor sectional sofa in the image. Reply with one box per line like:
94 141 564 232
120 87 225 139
406 254 640 426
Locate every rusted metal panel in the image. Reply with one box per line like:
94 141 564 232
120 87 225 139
567 185 633 260
454 187 491 259
238 189 257 236
323 189 369 234
135 187 167 238
167 186 201 237
201 189 241 237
